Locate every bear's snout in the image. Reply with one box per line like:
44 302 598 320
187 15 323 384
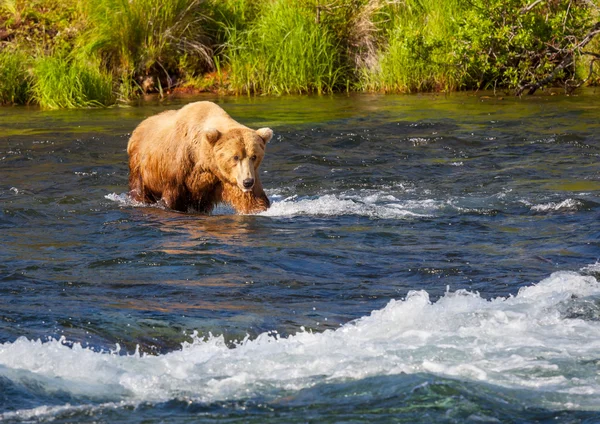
243 178 255 190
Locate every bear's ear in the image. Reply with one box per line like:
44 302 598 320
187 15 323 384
256 128 273 144
204 128 220 145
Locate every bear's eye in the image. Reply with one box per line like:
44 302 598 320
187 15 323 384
251 155 257 161
233 155 240 161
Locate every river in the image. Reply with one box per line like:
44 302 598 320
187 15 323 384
1 92 599 422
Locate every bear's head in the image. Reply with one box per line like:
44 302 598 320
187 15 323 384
205 127 273 192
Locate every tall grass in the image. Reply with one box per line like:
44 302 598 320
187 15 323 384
0 0 21 23
0 0 598 108
361 0 465 93
208 0 260 34
227 0 344 94
82 0 213 97
0 50 31 104
32 55 113 109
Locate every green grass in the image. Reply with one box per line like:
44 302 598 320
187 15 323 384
360 0 466 93
0 49 31 104
82 0 213 98
226 0 345 94
0 0 598 108
32 55 114 109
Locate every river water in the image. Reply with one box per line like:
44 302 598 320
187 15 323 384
1 92 599 422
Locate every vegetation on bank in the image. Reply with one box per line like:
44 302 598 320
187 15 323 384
0 0 599 108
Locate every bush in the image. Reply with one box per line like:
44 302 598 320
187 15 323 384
359 0 597 94
455 0 595 93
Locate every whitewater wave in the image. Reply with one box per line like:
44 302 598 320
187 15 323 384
105 192 153 209
105 190 489 219
530 198 584 213
104 191 435 219
259 193 433 218
581 262 600 278
2 270 600 419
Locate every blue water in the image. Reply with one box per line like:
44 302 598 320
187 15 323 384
1 92 599 423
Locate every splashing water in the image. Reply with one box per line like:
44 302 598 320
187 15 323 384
2 270 600 421
2 93 600 422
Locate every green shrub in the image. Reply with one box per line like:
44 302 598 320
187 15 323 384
453 0 594 92
32 54 113 109
360 0 597 93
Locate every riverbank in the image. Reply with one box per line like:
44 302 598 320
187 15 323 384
1 0 599 109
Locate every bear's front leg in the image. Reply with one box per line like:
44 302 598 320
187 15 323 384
128 169 156 204
220 181 270 214
161 186 190 212
185 170 221 213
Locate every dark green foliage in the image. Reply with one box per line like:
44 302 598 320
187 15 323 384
361 0 597 93
454 0 595 92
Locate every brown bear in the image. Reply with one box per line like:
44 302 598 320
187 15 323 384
127 101 273 214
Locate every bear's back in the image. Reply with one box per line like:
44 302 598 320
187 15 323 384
127 109 179 156
176 101 248 133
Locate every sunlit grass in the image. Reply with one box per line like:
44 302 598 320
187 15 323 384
360 0 464 93
82 0 213 99
227 0 345 95
32 55 114 109
0 49 31 104
0 0 597 107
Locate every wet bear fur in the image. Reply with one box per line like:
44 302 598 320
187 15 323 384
127 101 273 214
